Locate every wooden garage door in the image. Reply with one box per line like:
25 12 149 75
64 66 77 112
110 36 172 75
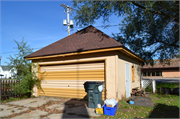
38 62 105 100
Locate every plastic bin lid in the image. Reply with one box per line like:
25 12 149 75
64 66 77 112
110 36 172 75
84 81 104 84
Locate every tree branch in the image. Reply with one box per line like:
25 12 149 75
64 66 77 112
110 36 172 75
132 1 179 23
151 45 164 55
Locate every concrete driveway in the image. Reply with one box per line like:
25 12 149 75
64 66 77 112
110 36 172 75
0 97 100 119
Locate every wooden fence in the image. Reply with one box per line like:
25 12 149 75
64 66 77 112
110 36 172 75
0 79 24 101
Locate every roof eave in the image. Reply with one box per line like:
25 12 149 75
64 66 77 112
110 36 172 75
25 46 144 62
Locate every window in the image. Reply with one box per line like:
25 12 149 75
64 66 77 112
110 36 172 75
142 72 146 76
132 66 135 82
156 71 162 76
143 71 162 76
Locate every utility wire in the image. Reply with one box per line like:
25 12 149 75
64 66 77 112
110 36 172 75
73 24 127 29
0 47 43 55
0 24 125 55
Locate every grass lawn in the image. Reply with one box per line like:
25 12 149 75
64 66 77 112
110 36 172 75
98 94 179 118
145 82 179 93
1 96 30 104
156 82 179 89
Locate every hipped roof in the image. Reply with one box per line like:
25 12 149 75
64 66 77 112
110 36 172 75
25 25 144 62
25 25 123 58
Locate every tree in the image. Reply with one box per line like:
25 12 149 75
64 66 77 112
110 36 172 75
6 38 41 96
73 1 179 65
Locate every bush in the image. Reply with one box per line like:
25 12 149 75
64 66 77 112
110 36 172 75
145 83 153 93
6 38 42 97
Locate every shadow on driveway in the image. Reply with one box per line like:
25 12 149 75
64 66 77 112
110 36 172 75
62 99 90 118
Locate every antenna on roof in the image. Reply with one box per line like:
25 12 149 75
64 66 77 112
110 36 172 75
60 4 75 36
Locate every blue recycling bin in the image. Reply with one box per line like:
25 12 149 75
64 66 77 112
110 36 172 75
103 103 118 116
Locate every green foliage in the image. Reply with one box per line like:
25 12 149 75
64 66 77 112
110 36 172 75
73 1 179 65
156 83 179 89
1 96 29 104
6 38 42 96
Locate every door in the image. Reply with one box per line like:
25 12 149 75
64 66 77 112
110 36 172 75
39 61 106 100
125 63 131 98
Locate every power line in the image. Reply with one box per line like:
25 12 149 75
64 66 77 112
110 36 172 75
0 47 43 55
73 24 127 29
0 51 19 54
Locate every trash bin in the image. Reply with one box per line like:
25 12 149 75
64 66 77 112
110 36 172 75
103 103 118 116
84 81 104 108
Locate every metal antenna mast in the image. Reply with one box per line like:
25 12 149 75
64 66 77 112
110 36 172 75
60 4 75 35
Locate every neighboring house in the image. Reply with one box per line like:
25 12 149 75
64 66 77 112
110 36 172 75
25 25 144 100
0 66 17 79
141 58 180 78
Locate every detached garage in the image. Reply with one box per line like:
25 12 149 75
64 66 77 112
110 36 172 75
25 25 144 100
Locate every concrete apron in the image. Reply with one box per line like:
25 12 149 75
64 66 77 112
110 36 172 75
0 97 100 119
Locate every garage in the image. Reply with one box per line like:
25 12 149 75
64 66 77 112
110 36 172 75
38 61 106 100
25 25 144 100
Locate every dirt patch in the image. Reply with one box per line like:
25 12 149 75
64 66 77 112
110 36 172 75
130 97 155 107
30 101 37 103
17 108 24 110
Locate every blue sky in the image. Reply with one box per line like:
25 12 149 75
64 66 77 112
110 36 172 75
0 0 123 65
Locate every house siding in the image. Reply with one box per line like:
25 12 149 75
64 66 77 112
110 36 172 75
162 70 180 77
118 52 141 99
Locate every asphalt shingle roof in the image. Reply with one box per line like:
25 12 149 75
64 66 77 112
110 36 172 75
1 66 11 71
142 58 180 69
25 25 123 58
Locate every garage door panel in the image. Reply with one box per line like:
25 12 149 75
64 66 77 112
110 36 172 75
39 88 87 98
42 75 104 78
41 80 104 89
41 77 104 80
42 71 104 76
39 62 105 100
40 88 86 94
40 93 86 99
41 80 104 83
41 67 104 72
39 88 105 100
41 63 104 72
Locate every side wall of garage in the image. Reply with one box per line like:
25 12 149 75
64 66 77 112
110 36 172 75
117 52 141 99
32 51 119 100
